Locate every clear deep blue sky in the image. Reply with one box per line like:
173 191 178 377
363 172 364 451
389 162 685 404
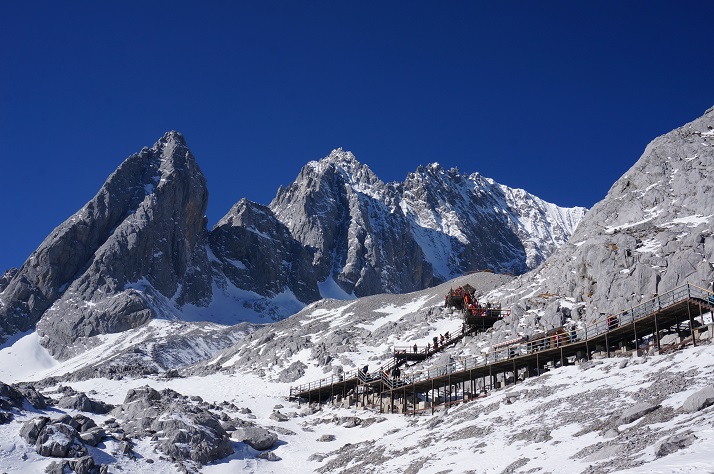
1 1 713 272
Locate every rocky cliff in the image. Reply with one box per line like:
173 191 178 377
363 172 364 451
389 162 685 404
269 151 435 297
266 149 584 297
0 132 213 358
486 105 714 337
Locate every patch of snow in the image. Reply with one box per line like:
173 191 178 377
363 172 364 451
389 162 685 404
318 276 356 300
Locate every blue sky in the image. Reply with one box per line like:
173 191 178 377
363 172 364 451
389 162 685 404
1 1 713 272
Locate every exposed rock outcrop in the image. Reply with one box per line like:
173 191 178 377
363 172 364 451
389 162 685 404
111 386 233 465
57 386 113 414
0 131 212 358
485 106 714 334
209 199 320 306
0 381 48 423
682 385 714 413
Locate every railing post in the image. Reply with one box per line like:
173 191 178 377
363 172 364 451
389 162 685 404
688 299 697 347
632 307 638 355
513 359 517 384
655 311 660 351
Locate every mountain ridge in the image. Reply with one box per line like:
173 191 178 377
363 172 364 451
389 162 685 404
0 133 586 358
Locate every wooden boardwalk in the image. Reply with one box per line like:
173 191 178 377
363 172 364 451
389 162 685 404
290 283 714 412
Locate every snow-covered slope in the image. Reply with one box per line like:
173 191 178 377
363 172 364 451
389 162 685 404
2 284 714 474
2 105 712 474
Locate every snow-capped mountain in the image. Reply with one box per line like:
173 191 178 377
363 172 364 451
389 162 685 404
269 148 586 297
268 150 435 298
0 136 583 359
1 106 714 474
398 162 584 276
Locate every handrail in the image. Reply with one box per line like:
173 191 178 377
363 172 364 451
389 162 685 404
291 283 714 397
394 323 464 357
383 282 714 388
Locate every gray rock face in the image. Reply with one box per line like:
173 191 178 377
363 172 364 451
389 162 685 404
656 432 697 457
269 410 289 422
79 427 106 447
0 382 47 423
209 199 320 306
399 163 585 275
57 390 113 415
618 402 659 424
267 149 584 296
0 382 27 412
269 152 435 296
151 409 232 464
0 131 213 357
14 384 48 409
35 422 86 458
20 416 50 444
46 456 104 474
485 106 714 335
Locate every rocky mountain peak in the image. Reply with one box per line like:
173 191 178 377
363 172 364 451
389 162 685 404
0 132 214 359
1 131 588 357
152 130 186 149
305 148 384 194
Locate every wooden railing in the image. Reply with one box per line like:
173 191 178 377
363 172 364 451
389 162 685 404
291 283 714 399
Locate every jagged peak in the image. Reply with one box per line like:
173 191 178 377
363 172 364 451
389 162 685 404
308 148 361 172
152 130 186 151
300 149 384 191
215 198 271 229
427 162 442 172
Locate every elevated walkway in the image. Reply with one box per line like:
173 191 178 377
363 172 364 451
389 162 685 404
290 283 714 412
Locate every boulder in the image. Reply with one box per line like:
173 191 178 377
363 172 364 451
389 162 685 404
79 428 106 447
150 408 233 464
35 422 86 458
682 386 714 413
257 451 281 461
656 432 697 457
232 425 278 450
20 416 50 444
112 387 233 465
0 382 26 411
618 402 659 424
58 392 113 415
72 414 98 433
15 384 49 409
45 456 105 474
269 410 289 422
